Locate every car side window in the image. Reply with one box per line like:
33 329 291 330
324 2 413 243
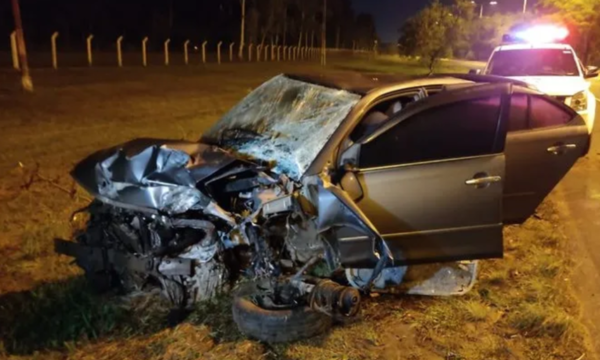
529 95 573 129
508 94 574 132
359 96 501 168
350 90 429 142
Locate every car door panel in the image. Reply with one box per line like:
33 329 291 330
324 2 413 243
357 155 504 234
350 154 504 266
336 83 510 267
504 116 588 223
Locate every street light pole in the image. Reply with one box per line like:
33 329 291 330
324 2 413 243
10 0 32 92
321 0 327 66
523 0 527 13
477 1 497 19
239 0 246 60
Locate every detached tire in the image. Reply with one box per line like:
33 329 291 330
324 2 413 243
232 279 332 343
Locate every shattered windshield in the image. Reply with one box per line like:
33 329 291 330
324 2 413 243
202 75 361 180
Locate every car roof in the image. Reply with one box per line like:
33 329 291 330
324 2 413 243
285 72 534 95
285 72 414 95
494 43 574 51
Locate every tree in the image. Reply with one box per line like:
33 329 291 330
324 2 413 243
354 13 377 50
538 0 600 63
470 13 530 60
399 0 531 62
450 0 476 58
399 1 456 73
254 0 286 47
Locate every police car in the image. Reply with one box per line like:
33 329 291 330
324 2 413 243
472 25 598 134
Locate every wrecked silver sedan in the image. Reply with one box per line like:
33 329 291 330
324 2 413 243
55 73 589 342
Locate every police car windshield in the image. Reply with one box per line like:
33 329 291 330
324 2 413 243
487 49 579 76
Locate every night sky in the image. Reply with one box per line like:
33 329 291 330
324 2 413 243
351 0 540 43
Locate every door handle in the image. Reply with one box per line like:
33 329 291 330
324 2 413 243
465 175 502 187
547 143 577 155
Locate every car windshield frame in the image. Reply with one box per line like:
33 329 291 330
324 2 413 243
201 75 362 180
487 48 580 77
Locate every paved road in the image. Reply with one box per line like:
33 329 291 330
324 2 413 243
554 80 600 358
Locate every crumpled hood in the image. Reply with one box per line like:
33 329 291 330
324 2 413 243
507 76 589 96
72 138 241 213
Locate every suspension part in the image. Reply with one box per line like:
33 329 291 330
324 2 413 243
308 279 361 317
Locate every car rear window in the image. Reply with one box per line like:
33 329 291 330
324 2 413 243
508 94 574 131
530 96 573 128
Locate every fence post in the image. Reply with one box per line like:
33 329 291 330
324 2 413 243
248 44 253 62
117 36 124 67
142 37 148 66
51 32 59 69
283 46 287 61
265 45 269 61
292 47 296 61
202 41 207 63
277 46 281 61
239 44 245 61
257 45 262 62
271 44 275 61
229 42 235 62
86 35 94 66
184 40 190 65
217 41 223 64
10 31 19 70
164 39 170 66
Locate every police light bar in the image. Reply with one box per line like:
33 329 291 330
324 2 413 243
503 25 569 44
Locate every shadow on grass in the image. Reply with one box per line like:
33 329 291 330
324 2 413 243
0 276 261 357
0 276 169 355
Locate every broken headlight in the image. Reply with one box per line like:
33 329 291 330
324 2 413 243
570 91 588 112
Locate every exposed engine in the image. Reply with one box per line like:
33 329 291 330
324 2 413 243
56 143 327 308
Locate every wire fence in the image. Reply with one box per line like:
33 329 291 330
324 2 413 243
2 31 376 70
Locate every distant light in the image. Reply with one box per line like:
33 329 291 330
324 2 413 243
514 25 569 43
490 1 497 5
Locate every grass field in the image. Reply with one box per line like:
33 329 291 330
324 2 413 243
0 56 591 359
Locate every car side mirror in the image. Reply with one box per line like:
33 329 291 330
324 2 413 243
340 170 363 201
468 69 481 75
585 65 599 79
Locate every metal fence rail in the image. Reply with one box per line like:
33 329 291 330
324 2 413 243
3 31 375 70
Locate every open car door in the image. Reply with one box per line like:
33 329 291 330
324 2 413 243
336 83 511 267
503 93 589 223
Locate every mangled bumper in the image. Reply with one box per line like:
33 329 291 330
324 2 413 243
54 239 194 277
72 138 238 214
